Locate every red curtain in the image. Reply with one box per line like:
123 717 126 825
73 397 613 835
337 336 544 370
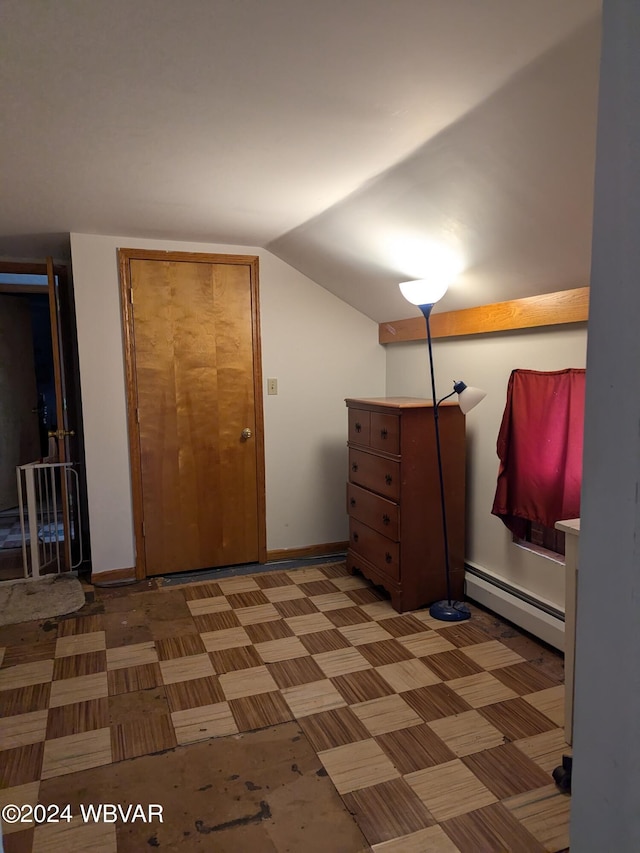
491 368 585 538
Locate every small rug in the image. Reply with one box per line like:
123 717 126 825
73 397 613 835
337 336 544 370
0 574 85 626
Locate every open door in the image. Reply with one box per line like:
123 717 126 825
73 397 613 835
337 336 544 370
46 257 74 570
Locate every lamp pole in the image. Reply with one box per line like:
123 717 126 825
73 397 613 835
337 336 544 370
399 277 480 620
418 303 453 607
418 302 470 621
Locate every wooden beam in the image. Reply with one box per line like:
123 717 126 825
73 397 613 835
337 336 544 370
379 286 590 344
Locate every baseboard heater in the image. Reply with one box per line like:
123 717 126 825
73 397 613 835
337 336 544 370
464 563 565 652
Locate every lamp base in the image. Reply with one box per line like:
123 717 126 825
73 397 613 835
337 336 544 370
429 600 471 622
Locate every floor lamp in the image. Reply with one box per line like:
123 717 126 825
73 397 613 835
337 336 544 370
399 279 486 622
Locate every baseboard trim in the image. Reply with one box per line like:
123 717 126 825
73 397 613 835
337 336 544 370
465 566 565 652
266 542 348 563
90 566 137 586
90 546 348 586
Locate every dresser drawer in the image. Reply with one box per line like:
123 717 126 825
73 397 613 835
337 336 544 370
347 482 399 540
348 519 400 581
370 412 400 454
348 409 370 446
349 448 400 501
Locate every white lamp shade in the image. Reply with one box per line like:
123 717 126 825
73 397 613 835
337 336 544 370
457 385 486 414
399 279 449 306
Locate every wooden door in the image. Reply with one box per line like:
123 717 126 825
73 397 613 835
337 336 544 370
46 258 73 569
119 250 266 578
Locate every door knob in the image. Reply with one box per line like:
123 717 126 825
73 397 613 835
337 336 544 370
241 428 252 440
48 429 75 439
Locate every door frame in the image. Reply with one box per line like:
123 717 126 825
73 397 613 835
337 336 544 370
118 248 267 580
0 258 89 572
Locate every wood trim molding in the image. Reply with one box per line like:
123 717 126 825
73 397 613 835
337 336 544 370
0 261 67 276
0 283 48 294
118 250 146 580
116 249 257 266
266 542 348 563
90 566 137 586
379 287 590 344
249 258 268 565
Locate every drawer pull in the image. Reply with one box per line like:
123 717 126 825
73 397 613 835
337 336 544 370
352 462 359 473
382 514 390 525
380 428 388 439
350 498 356 507
385 552 393 564
385 474 393 485
355 422 362 433
353 532 359 543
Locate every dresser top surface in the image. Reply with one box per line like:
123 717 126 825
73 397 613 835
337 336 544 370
345 396 459 410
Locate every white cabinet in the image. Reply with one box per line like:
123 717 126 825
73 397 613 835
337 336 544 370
556 517 580 745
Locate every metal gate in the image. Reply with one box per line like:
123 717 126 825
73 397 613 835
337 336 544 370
16 461 83 578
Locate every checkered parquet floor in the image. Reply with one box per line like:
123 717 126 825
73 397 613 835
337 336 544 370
0 562 570 852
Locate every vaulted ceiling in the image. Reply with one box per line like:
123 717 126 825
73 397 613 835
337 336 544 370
1 0 601 320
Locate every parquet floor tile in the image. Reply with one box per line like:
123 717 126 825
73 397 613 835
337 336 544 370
0 560 569 851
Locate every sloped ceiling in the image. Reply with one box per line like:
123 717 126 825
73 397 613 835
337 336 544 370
1 0 601 320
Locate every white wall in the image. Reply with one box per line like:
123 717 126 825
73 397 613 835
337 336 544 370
70 233 384 576
386 323 587 611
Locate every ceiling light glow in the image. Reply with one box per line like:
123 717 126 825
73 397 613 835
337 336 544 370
385 234 464 287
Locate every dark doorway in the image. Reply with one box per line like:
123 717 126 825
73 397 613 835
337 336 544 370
0 267 89 580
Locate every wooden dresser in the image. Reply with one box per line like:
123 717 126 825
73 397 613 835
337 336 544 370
345 397 466 613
